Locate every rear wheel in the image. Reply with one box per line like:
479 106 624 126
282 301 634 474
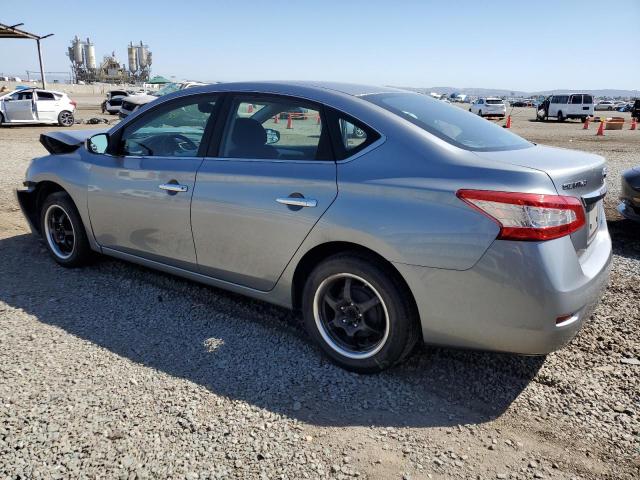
40 192 92 267
302 253 420 373
58 110 74 127
478 110 483 117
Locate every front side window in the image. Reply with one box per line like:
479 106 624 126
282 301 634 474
220 96 326 161
363 92 531 152
120 95 217 157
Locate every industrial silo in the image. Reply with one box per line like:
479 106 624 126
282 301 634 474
72 36 84 65
84 38 96 70
127 43 138 72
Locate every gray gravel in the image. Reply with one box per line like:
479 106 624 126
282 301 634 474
0 109 638 479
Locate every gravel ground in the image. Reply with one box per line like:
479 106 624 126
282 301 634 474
0 106 638 479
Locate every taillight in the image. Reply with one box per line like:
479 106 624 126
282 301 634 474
457 190 586 241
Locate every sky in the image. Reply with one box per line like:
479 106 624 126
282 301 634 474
1 0 638 91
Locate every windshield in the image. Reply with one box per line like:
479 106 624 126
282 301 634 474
363 92 531 151
152 83 181 97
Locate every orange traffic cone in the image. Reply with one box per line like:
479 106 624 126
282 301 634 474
583 117 590 129
286 113 293 129
247 104 253 113
505 115 511 129
596 120 605 136
631 119 637 130
274 114 279 124
316 113 321 125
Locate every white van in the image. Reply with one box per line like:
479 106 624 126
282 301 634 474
536 93 594 122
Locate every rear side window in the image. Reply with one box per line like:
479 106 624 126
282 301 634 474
363 92 531 152
338 118 369 151
220 96 329 161
570 95 583 104
36 91 55 101
583 95 593 104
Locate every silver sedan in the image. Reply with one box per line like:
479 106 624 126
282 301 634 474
16 82 611 372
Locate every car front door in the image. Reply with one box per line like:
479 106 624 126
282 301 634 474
191 94 338 291
88 93 219 269
4 91 36 121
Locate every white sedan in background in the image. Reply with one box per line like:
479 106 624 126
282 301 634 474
0 88 76 127
470 97 506 118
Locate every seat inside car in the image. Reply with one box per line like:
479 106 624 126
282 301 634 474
227 118 278 159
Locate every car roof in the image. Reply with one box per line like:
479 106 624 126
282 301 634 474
187 81 406 98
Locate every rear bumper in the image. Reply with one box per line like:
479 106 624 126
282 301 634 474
394 221 612 355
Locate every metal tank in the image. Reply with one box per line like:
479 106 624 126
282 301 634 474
137 41 149 69
127 43 138 72
72 36 84 64
84 38 96 70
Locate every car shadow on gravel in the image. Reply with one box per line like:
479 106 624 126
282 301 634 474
0 233 546 429
607 219 640 260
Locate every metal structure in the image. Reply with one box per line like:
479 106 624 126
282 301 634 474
0 22 53 88
68 36 152 84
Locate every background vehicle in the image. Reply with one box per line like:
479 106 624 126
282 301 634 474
0 88 76 126
101 90 130 115
631 99 640 121
618 166 640 223
595 100 616 111
17 82 611 373
119 81 207 119
469 97 506 117
536 93 594 122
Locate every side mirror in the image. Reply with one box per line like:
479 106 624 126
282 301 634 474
87 133 109 154
265 128 280 145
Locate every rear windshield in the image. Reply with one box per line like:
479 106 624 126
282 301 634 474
362 92 531 152
486 99 503 104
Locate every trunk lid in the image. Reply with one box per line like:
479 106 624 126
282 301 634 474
474 144 607 251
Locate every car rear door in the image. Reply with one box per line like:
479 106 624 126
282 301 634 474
88 93 219 269
34 90 58 122
191 93 338 291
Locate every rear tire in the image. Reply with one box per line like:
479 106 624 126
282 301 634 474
302 253 420 373
58 110 74 127
40 192 93 268
478 110 483 117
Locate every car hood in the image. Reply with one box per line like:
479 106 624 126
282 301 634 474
124 94 157 106
40 129 107 154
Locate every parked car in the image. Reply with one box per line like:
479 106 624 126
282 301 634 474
618 167 640 223
0 88 76 127
119 82 207 119
101 90 130 115
16 82 611 373
278 106 309 120
536 93 594 122
595 100 616 111
469 97 506 117
631 99 640 121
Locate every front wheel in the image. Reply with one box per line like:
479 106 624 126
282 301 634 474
40 192 93 267
557 111 565 122
302 253 420 373
58 110 74 127
478 110 483 117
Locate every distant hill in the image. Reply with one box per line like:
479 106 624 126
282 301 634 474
394 86 639 99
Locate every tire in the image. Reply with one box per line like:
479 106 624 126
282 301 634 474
478 110 483 117
40 192 93 267
0 112 5 127
557 111 565 122
581 116 587 123
58 110 74 127
302 253 420 373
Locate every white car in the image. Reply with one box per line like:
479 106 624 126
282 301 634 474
101 90 131 115
595 100 616 111
469 98 506 117
0 88 76 127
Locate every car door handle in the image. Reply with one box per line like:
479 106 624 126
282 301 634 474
276 197 317 208
159 183 188 193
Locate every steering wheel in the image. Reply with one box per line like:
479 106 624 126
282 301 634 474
161 133 198 155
